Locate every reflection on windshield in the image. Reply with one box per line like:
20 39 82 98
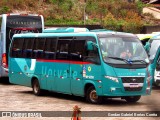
99 37 149 64
149 40 160 60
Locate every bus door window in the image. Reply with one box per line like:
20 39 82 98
11 38 24 58
44 38 57 59
22 38 34 58
70 38 86 95
33 38 45 59
55 38 72 93
56 38 71 60
70 40 85 61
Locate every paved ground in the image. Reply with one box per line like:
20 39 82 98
0 78 160 120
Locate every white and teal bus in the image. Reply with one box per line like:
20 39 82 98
0 13 44 78
9 31 151 104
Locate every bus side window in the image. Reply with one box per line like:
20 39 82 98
44 38 56 59
33 38 45 59
84 41 100 64
23 38 34 58
11 38 24 58
70 40 85 61
56 40 70 60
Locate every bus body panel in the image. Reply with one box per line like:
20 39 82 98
9 58 35 87
70 62 84 96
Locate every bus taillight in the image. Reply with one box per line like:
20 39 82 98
2 53 8 69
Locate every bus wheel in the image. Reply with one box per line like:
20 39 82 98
32 79 41 96
124 96 141 103
154 81 160 87
86 86 102 104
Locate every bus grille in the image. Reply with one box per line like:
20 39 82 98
124 87 143 91
122 77 144 83
121 77 144 91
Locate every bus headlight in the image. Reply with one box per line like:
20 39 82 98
105 76 119 83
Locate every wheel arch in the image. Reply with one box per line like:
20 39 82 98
31 76 39 87
84 82 96 97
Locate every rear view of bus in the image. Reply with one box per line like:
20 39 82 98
0 13 44 78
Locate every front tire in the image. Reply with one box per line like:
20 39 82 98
86 86 102 104
124 96 141 103
32 79 42 96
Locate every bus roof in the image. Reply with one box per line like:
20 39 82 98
151 34 160 39
1 13 42 16
43 27 89 33
137 34 154 40
12 31 136 38
90 29 113 32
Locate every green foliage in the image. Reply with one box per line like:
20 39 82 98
0 0 157 33
45 19 83 25
135 0 148 13
0 6 10 14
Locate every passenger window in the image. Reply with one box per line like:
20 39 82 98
44 38 57 59
23 38 34 58
11 38 24 58
33 38 45 59
70 40 85 61
56 40 70 60
84 40 100 64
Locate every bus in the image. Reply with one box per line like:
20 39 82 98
144 34 160 87
0 13 44 78
9 31 151 104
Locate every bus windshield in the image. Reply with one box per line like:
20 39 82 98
6 15 42 41
149 40 160 60
99 37 149 65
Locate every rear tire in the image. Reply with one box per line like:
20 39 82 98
86 86 102 104
32 79 42 96
124 96 141 103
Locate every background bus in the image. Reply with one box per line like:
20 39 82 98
144 34 160 87
0 13 44 78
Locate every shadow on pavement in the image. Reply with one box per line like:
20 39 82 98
0 77 11 85
19 90 143 106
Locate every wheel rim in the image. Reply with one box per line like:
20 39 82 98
89 90 98 102
33 81 39 93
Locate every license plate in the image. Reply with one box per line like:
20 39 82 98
130 84 139 88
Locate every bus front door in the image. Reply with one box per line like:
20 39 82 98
55 62 71 94
70 63 83 96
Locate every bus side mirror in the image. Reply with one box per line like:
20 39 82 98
87 41 94 51
144 42 150 55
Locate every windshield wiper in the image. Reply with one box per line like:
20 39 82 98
107 57 131 64
106 57 149 65
131 60 148 64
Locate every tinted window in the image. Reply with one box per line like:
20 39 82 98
11 38 24 58
70 40 85 61
33 38 45 59
44 38 57 59
56 39 71 60
84 45 100 64
84 38 100 64
23 38 34 58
